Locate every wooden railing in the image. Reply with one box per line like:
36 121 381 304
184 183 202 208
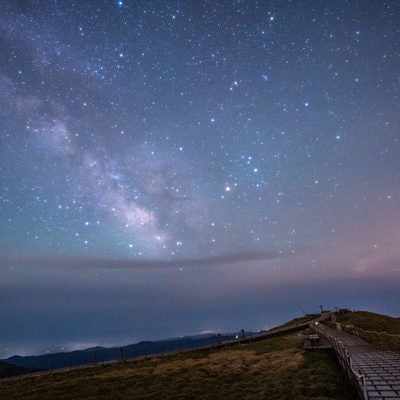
342 326 400 351
311 323 368 400
328 335 367 400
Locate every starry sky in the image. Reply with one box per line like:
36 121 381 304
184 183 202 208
1 0 399 358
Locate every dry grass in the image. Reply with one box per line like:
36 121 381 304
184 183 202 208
336 310 400 351
99 347 303 379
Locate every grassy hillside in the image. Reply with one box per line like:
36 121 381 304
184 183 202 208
337 310 400 333
0 362 41 379
336 310 400 351
0 331 355 400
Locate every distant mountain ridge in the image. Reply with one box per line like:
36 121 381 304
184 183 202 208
2 332 248 372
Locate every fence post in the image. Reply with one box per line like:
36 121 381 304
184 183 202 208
362 375 367 400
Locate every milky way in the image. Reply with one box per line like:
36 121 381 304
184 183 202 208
0 1 399 357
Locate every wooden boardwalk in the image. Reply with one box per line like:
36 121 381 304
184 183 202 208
313 323 400 400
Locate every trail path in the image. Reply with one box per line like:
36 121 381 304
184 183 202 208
315 323 400 400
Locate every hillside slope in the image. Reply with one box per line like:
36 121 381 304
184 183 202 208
0 362 41 379
337 310 400 333
0 331 355 400
336 310 400 351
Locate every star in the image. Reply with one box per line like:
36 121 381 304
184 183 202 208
0 0 398 358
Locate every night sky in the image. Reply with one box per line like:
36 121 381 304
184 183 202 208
1 0 399 358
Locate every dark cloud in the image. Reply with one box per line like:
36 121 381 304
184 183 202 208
0 249 285 271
